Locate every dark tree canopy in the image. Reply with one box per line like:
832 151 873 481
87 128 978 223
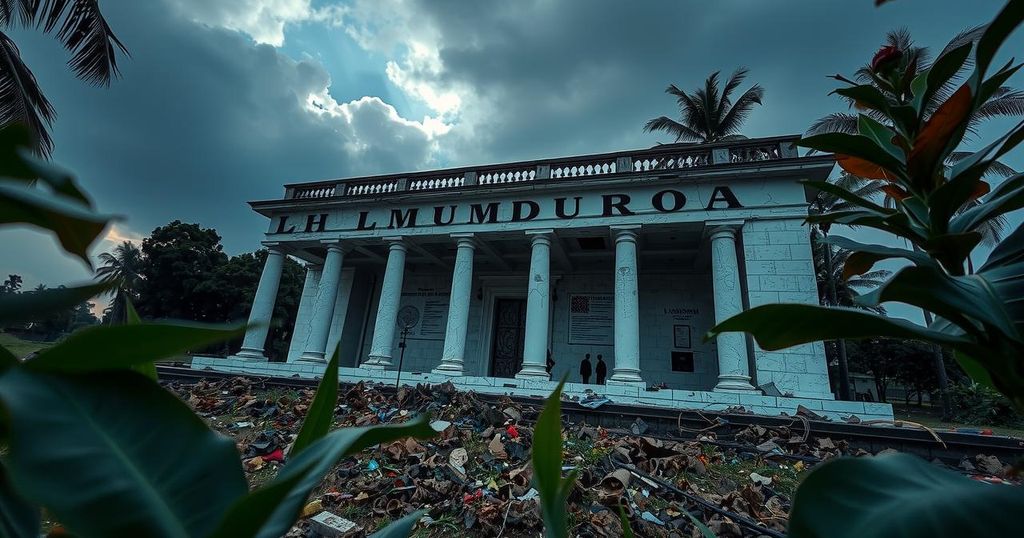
128 220 303 360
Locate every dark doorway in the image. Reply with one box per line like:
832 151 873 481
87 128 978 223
491 298 527 378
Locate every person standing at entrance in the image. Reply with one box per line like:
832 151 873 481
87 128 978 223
580 353 593 384
596 355 607 385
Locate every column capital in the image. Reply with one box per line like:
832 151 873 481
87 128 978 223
705 220 744 240
451 233 477 250
261 242 285 254
383 237 407 253
526 229 554 246
611 225 641 244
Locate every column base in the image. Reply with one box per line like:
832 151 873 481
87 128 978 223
296 350 327 363
514 364 550 380
714 375 756 392
230 348 269 362
431 362 464 376
609 368 643 385
362 355 393 369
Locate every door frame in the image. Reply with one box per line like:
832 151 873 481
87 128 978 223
488 297 527 379
476 276 557 377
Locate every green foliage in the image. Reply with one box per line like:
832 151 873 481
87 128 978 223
0 368 249 537
289 347 339 457
708 3 1024 537
643 68 764 143
789 453 1024 538
531 377 576 538
0 124 432 538
948 383 1024 427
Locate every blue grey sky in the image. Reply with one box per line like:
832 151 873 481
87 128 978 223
2 0 1022 321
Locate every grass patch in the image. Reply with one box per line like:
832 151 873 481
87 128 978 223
676 456 807 498
0 332 52 359
892 404 1024 439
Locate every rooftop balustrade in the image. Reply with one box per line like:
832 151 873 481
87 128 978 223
282 135 800 201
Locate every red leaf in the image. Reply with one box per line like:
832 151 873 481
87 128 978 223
882 184 910 200
836 154 896 180
909 85 973 189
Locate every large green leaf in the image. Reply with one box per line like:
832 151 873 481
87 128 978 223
289 347 339 457
801 180 891 214
27 322 244 374
0 281 114 325
857 114 904 162
706 304 979 354
915 43 972 117
368 510 426 537
533 377 576 538
0 180 111 265
797 133 906 179
210 418 436 538
832 85 891 117
0 368 247 537
981 219 1024 270
950 174 1024 234
0 125 90 206
124 298 158 381
819 235 936 278
788 453 1024 538
971 0 1024 84
0 462 38 538
855 266 1020 342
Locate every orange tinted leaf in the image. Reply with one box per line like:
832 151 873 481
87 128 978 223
909 85 973 188
842 252 873 280
837 154 895 180
882 184 910 200
968 180 991 202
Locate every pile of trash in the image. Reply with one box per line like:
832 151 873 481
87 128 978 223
165 376 1015 537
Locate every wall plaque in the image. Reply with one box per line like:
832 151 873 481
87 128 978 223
568 294 614 346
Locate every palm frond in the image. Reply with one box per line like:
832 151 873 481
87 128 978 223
719 84 763 136
717 67 749 119
0 0 33 25
972 88 1024 120
643 116 703 143
806 112 858 136
34 0 129 85
0 29 55 156
947 151 1017 178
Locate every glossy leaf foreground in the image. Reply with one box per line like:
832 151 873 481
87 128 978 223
532 377 577 538
0 368 248 538
289 347 340 458
788 454 1024 538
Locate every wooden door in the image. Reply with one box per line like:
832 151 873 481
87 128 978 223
490 298 527 378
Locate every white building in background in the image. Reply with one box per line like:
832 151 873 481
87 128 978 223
192 135 894 420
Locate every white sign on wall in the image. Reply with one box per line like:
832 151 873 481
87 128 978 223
568 294 614 346
399 290 449 341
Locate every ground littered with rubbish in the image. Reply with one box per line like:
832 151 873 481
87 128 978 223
165 377 1019 537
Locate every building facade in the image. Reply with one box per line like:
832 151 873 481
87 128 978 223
192 135 895 420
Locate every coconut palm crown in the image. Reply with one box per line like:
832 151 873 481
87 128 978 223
0 0 128 157
644 68 765 144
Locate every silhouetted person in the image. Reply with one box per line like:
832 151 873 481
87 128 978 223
546 349 555 374
596 354 607 385
580 353 592 384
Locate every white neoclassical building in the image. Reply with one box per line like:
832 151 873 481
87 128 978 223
192 135 894 420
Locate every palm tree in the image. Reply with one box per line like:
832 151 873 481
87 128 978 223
644 68 764 144
1 1 128 157
96 240 143 324
807 27 1023 245
814 243 891 313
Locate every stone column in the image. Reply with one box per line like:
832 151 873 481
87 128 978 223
286 265 322 362
232 245 285 361
610 226 643 384
298 242 346 363
709 225 756 391
516 230 553 380
364 239 407 368
434 235 476 376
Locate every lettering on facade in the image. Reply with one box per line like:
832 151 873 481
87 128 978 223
278 187 742 233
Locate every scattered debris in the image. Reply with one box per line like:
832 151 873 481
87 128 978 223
163 376 1018 537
